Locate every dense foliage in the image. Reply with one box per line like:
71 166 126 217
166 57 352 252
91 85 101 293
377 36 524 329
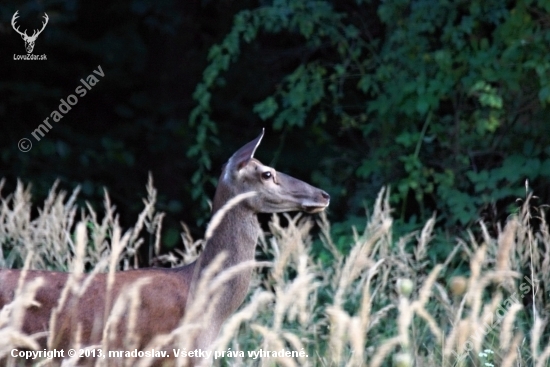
2 0 550 256
190 0 550 236
1 0 254 248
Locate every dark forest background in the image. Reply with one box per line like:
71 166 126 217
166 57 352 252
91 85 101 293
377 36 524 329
1 0 549 263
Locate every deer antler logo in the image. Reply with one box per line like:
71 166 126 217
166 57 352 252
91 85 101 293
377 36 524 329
11 10 49 54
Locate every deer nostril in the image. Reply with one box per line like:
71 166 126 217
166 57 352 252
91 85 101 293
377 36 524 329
321 191 330 201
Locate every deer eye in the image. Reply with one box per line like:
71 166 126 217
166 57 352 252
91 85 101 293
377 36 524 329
261 171 272 180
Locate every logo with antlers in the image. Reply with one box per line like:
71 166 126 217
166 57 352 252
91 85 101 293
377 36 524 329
11 10 49 54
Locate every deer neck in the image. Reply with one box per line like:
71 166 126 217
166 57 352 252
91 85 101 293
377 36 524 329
200 203 259 268
197 184 260 281
189 188 260 318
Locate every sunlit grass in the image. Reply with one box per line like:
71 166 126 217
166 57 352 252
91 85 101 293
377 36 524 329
0 178 549 366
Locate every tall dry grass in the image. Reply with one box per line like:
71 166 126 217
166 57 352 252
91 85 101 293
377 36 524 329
0 178 549 366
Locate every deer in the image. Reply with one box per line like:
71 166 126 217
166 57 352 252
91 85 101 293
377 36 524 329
0 129 330 365
11 10 49 54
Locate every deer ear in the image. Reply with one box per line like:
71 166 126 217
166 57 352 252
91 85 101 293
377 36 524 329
227 128 265 171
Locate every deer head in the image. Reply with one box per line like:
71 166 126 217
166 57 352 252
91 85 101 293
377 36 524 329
12 11 49 54
216 129 330 214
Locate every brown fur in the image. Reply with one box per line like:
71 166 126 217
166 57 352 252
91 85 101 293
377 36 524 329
0 267 193 349
0 130 329 365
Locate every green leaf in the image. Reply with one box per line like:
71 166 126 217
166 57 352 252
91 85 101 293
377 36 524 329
253 97 279 120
